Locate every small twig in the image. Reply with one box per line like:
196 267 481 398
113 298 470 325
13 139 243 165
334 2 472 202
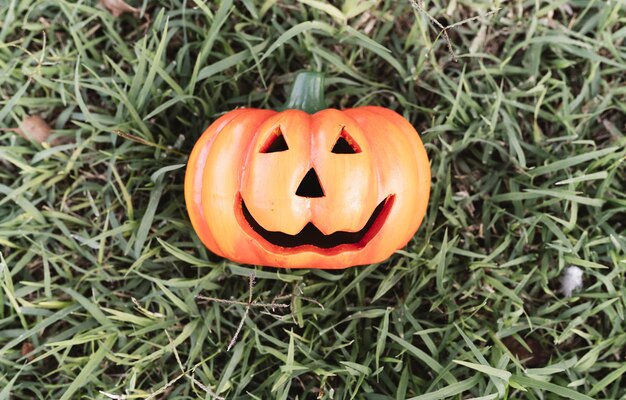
195 297 253 307
196 296 292 309
248 272 255 303
227 304 250 351
189 370 218 397
198 277 327 351
447 9 500 30
144 370 186 400
165 331 186 372
2 32 53 78
163 330 225 400
410 0 456 60
273 284 326 311
113 129 186 156
227 273 254 351
409 0 500 62
250 302 291 309
197 273 299 351
273 293 325 311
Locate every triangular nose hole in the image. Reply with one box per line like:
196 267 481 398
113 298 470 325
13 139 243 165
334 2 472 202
296 168 325 198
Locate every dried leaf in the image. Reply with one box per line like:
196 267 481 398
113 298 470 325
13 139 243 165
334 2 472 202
17 115 52 143
99 0 139 17
21 341 35 361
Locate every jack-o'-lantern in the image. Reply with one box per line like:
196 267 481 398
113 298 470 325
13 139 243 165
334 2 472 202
185 72 430 269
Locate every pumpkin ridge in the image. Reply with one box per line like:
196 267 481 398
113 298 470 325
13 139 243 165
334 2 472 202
186 108 254 254
208 108 269 256
352 106 431 239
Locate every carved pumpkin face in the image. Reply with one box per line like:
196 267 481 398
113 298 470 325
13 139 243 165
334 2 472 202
185 106 430 269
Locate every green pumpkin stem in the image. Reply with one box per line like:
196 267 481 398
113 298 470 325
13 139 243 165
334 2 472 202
283 71 327 114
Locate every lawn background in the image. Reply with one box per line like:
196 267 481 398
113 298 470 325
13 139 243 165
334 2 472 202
1 0 625 399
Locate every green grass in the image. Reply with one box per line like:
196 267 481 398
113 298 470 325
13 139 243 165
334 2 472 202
1 0 625 398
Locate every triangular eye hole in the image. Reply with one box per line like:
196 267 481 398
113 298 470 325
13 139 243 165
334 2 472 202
260 127 289 153
331 129 361 154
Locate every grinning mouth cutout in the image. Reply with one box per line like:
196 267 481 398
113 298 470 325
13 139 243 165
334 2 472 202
239 195 395 252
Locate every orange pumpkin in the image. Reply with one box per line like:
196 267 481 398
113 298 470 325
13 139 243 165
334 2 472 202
185 73 430 269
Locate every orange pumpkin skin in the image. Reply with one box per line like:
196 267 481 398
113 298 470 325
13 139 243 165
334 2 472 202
184 106 430 269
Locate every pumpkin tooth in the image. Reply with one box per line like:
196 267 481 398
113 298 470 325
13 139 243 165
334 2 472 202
240 195 393 250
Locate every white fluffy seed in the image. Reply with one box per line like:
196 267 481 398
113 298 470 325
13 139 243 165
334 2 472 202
560 266 584 297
